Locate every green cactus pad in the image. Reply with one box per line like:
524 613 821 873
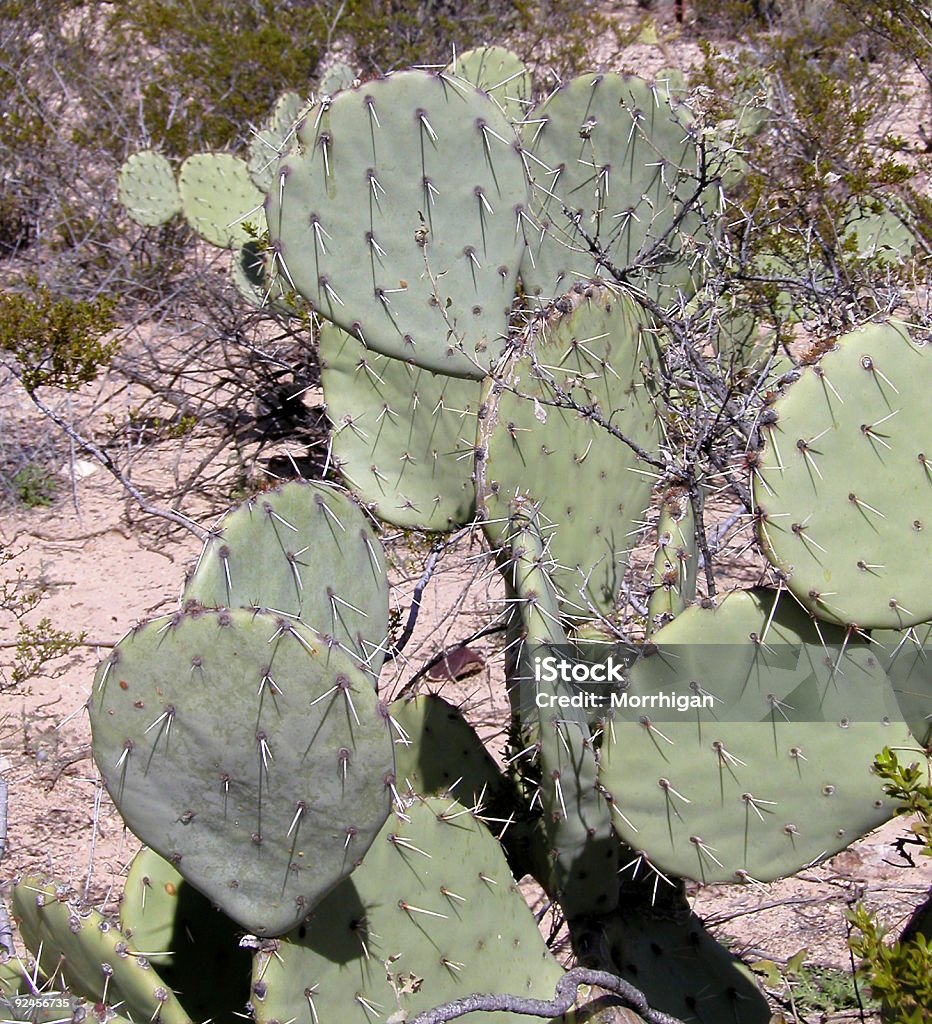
119 847 251 1021
182 481 390 674
504 508 619 916
0 961 27 998
179 153 264 249
755 320 931 629
482 287 662 618
250 798 564 1024
320 325 479 531
117 150 181 227
12 877 191 1024
647 486 697 633
389 693 514 807
871 622 932 747
266 70 530 380
444 46 532 123
605 909 770 1023
89 608 394 935
845 201 920 265
520 73 711 303
231 239 307 317
599 589 909 884
248 91 308 193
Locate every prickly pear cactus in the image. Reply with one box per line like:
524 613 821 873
179 153 264 249
117 150 181 227
265 69 530 379
389 692 514 809
444 46 532 123
119 847 251 1021
248 91 308 193
88 607 394 935
0 992 132 1024
231 238 305 316
599 589 909 883
250 797 566 1024
12 877 191 1024
871 622 932 747
604 907 771 1023
754 320 931 629
504 507 619 917
647 485 697 633
519 73 712 303
481 286 662 617
182 481 390 674
0 962 26 998
320 325 480 531
318 61 356 97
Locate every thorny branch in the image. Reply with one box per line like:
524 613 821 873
385 526 476 661
16 376 208 541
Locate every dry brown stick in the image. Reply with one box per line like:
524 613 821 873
407 967 684 1024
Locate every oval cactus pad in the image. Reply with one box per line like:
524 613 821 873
755 321 930 628
266 70 530 379
89 608 394 935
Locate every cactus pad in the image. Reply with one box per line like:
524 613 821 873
320 324 480 530
318 61 356 97
179 153 264 249
248 91 308 193
504 508 619 916
871 622 932 747
647 486 697 633
0 993 132 1024
390 693 513 807
12 876 191 1024
599 589 909 883
755 321 931 629
231 239 306 317
117 150 181 227
89 608 394 935
120 847 251 1021
183 481 389 673
250 797 565 1024
605 909 770 1023
482 287 662 617
520 73 710 303
444 46 532 123
266 70 530 379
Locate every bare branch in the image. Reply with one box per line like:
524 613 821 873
407 966 684 1024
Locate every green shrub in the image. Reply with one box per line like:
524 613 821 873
107 0 327 154
106 0 618 155
0 280 118 392
850 905 932 1022
0 546 85 688
11 463 57 508
689 1 930 330
849 750 932 1022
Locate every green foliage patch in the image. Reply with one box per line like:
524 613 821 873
0 280 117 392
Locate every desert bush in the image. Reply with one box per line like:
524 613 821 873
0 280 117 393
0 546 86 688
849 751 932 1022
